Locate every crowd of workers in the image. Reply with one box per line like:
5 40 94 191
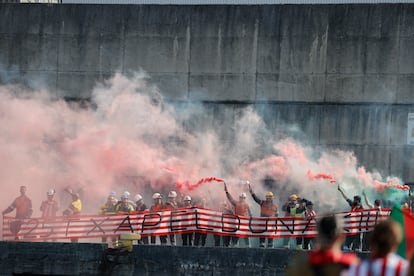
0 183 408 250
3 184 414 275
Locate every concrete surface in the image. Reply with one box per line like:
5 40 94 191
0 4 414 180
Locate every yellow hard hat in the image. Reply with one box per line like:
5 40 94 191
265 192 274 198
289 194 298 201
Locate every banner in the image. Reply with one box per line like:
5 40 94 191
1 208 390 242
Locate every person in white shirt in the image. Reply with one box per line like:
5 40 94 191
348 220 408 276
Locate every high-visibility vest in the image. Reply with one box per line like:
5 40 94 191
234 202 249 216
71 199 82 214
260 201 278 217
290 206 303 218
150 203 163 212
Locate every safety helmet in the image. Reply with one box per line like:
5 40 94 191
306 201 313 207
152 193 162 199
121 192 129 200
47 189 55 196
183 195 191 201
134 194 143 202
265 192 274 198
289 194 298 201
168 191 177 198
107 194 115 201
239 192 247 199
124 191 130 197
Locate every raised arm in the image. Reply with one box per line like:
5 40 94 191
224 183 236 206
248 183 262 205
362 190 373 208
337 185 350 202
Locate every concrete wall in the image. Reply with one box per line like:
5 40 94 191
0 4 414 180
0 241 306 275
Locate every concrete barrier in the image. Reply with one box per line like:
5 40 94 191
0 241 319 275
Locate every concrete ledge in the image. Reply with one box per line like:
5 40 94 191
0 241 365 275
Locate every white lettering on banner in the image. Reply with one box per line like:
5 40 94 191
1 208 390 242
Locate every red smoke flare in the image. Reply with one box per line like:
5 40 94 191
176 177 225 192
307 170 336 183
373 180 410 192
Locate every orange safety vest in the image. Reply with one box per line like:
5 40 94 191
234 202 249 216
164 201 178 210
14 196 32 218
261 201 278 217
150 203 163 212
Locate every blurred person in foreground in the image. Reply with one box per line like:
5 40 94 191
287 214 359 276
348 220 408 276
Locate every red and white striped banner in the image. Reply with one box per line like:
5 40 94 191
1 208 391 242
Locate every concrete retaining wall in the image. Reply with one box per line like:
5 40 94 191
0 4 414 180
0 241 303 275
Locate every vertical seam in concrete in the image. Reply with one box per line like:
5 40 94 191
361 5 370 99
55 6 62 99
186 11 192 100
389 4 403 175
253 17 259 103
396 4 402 107
323 6 330 104
320 7 330 145
277 6 282 102
121 12 126 75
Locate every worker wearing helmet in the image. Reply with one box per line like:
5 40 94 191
224 183 251 247
134 194 148 212
248 184 278 248
150 192 167 245
281 193 301 249
62 188 82 243
99 193 118 244
63 188 82 216
115 193 135 213
133 194 149 244
99 194 118 214
122 190 137 209
181 195 193 246
40 189 59 219
164 190 179 246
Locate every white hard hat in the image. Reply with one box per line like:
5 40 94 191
121 192 129 199
124 191 130 197
47 189 55 196
183 195 191 201
152 193 162 199
239 192 247 199
168 191 177 198
134 194 143 202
